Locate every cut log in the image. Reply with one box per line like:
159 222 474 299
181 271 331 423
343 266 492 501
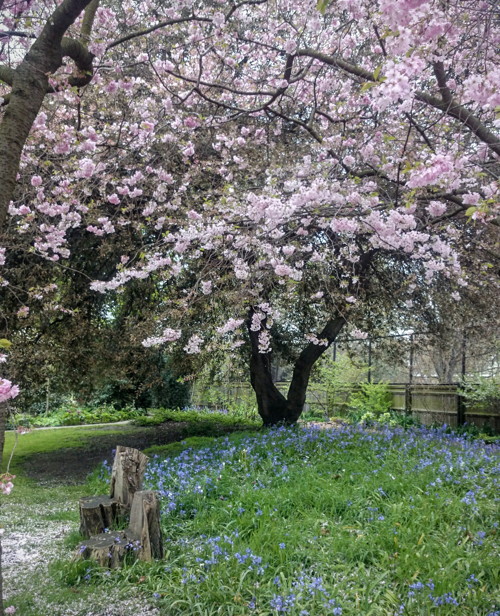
128 490 164 561
109 446 149 510
77 530 137 568
79 495 118 538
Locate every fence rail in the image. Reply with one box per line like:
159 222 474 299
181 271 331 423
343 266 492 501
191 381 499 431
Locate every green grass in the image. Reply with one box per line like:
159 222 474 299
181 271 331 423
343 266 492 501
63 425 499 615
3 422 499 615
2 424 139 477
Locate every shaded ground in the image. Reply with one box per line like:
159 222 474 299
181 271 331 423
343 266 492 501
22 422 193 484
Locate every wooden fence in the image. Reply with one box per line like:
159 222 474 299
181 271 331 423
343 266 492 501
191 381 500 431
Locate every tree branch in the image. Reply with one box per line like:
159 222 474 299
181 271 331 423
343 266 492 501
61 36 94 85
0 66 14 87
106 16 211 51
296 47 500 157
80 0 99 45
0 31 36 40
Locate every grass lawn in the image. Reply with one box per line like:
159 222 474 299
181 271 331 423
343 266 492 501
1 422 499 615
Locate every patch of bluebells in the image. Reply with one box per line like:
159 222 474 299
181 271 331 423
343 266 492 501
126 423 498 612
97 458 112 483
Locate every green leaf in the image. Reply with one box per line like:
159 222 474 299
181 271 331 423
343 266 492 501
465 206 477 218
317 0 329 14
0 339 12 350
373 65 383 81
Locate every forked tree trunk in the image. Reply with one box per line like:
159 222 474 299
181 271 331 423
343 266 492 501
247 311 345 425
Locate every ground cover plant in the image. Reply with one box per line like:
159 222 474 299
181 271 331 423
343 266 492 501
7 405 149 430
61 424 500 616
134 407 262 433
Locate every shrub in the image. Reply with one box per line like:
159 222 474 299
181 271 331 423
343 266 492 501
347 381 392 424
458 376 500 415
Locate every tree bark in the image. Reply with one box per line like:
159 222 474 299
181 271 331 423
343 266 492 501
286 316 346 423
0 0 95 229
247 309 345 425
0 6 95 611
247 311 290 425
79 495 118 538
109 446 149 511
128 490 163 561
78 530 135 568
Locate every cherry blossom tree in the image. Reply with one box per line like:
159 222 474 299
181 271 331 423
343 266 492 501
2 0 498 432
0 3 498 610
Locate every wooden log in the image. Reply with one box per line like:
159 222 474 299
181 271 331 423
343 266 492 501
79 495 118 538
128 490 164 561
109 446 149 510
78 530 138 568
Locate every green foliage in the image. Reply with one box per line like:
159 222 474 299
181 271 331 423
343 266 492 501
311 354 368 415
7 404 147 429
347 381 393 423
458 376 500 414
54 426 499 615
134 407 261 432
193 381 259 420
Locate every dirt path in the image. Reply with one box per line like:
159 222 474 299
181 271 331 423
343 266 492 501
22 422 192 484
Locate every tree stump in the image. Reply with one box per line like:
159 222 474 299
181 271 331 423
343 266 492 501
128 490 164 561
78 531 137 568
109 446 149 511
79 495 118 538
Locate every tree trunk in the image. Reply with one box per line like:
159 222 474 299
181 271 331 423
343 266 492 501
128 490 163 561
0 0 95 228
79 495 118 538
109 446 149 511
247 310 345 425
286 316 346 423
78 530 135 568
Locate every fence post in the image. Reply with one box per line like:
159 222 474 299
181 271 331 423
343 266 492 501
457 386 466 427
405 383 412 415
367 338 372 383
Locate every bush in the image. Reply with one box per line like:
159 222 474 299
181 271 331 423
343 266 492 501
311 355 368 415
347 381 392 424
134 407 261 430
458 376 500 414
7 404 147 429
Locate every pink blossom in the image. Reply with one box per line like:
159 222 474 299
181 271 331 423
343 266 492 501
216 318 244 335
16 306 29 318
76 158 96 178
30 175 42 187
427 201 447 217
184 334 204 354
142 328 182 347
201 281 212 295
0 379 20 403
351 329 369 340
182 143 195 157
107 194 121 205
183 116 199 129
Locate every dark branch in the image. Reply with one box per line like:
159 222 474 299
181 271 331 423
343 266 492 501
106 16 211 51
